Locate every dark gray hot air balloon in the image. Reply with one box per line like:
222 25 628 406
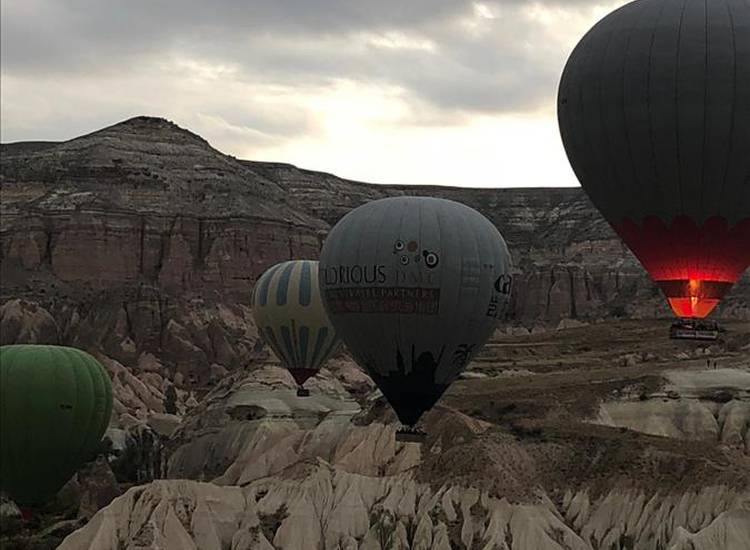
319 197 512 441
558 0 750 321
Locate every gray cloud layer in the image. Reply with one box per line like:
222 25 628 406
2 0 614 120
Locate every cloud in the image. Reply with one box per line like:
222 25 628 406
1 0 622 113
0 0 626 187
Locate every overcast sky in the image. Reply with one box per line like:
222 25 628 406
1 0 625 187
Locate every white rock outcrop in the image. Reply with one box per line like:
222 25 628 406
59 471 749 550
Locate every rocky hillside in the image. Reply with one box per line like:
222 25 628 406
1 117 749 549
244 160 750 323
7 115 745 426
59 475 749 550
57 321 750 549
247 161 677 325
3 117 748 330
0 117 324 295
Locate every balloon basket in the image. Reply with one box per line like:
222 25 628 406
296 387 311 397
669 319 719 341
396 426 427 443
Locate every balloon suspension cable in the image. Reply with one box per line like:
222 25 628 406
296 386 311 398
395 425 427 443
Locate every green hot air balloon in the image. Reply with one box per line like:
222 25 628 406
319 197 512 441
0 345 113 507
252 260 340 396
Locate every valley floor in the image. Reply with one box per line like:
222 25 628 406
4 320 750 549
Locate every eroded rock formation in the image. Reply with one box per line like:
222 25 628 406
3 117 748 332
58 473 750 550
3 117 750 549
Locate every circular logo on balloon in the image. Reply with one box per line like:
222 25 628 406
423 250 439 269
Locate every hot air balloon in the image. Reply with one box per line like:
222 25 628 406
252 260 340 396
0 345 113 508
319 197 512 441
558 0 750 325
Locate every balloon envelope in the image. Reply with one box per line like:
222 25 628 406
319 197 512 426
0 345 113 506
252 260 340 387
558 0 750 318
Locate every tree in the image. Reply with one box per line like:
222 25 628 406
164 384 178 415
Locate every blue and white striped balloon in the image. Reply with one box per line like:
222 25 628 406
252 260 340 390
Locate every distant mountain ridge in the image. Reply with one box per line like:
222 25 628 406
0 116 315 223
2 116 748 327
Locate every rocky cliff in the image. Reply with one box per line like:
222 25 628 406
249 162 626 325
2 117 749 549
3 117 748 334
0 117 324 294
244 160 750 324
